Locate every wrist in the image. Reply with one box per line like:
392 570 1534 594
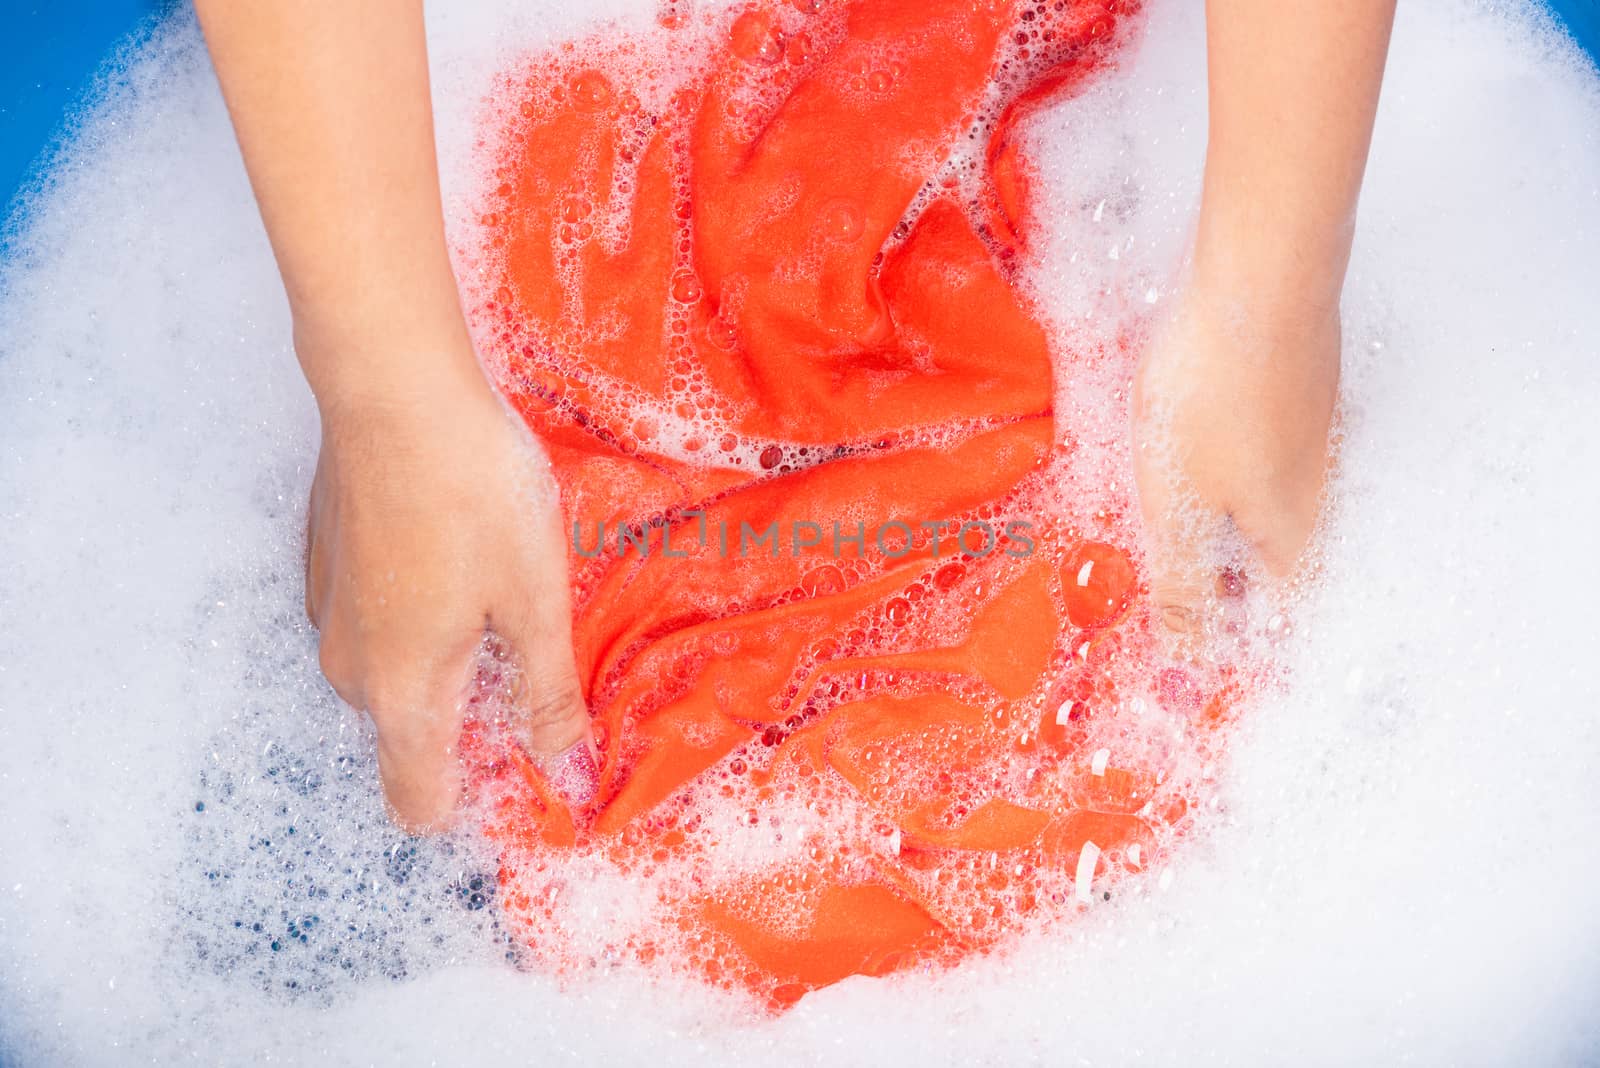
295 316 497 425
288 245 486 399
1185 275 1344 343
1190 195 1354 325
1170 273 1343 388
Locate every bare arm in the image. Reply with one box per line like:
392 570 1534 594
196 0 594 830
1195 0 1397 318
196 0 471 394
1135 0 1396 643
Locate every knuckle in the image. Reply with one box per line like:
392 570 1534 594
522 672 586 731
371 712 461 781
316 642 360 704
363 677 432 724
374 717 446 760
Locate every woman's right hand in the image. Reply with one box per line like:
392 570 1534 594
303 332 591 832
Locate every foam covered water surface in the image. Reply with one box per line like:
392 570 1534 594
2 0 1598 1063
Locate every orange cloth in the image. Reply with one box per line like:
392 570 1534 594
464 0 1234 1008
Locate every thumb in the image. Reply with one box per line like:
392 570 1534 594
1133 429 1231 661
1229 435 1335 582
495 597 598 803
1144 508 1230 661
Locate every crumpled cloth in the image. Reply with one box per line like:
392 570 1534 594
463 0 1235 1008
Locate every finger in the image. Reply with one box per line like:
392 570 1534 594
1147 505 1232 657
304 538 326 630
303 504 321 628
1235 492 1319 579
364 636 480 833
1132 421 1230 660
497 595 590 754
372 703 465 834
303 559 318 628
303 454 330 628
495 596 597 804
1230 436 1333 580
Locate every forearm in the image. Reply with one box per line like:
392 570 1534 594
196 0 478 409
1195 0 1397 319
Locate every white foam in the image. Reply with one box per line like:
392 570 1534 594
2 0 1599 1063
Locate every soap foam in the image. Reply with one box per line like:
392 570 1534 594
3 0 1599 1062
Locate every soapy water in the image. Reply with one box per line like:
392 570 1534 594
464 0 1245 1004
2 0 1599 1062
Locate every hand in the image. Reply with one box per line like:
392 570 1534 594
195 0 597 830
1131 283 1339 649
303 337 590 832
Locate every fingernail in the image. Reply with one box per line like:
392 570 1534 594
1159 603 1200 634
535 730 600 807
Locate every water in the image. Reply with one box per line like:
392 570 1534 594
2 0 1598 1063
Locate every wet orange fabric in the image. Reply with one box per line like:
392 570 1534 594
464 0 1232 1006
